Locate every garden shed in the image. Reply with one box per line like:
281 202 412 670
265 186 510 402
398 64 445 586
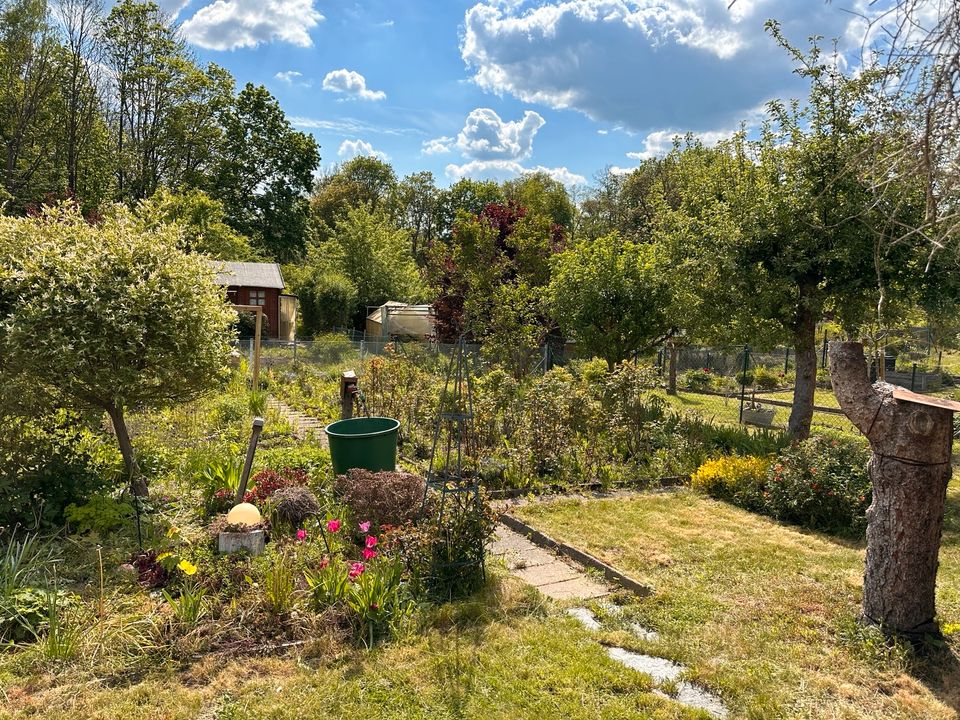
365 301 435 339
211 261 297 341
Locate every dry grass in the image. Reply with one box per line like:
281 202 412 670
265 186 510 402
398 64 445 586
512 484 960 719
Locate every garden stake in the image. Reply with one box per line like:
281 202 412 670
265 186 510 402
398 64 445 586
235 417 265 504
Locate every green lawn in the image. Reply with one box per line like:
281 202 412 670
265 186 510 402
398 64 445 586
0 574 715 720
511 488 960 719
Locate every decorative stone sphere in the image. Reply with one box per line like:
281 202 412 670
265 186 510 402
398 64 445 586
226 502 261 526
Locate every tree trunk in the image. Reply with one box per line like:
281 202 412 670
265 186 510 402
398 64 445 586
788 305 817 439
829 341 952 637
667 343 677 395
106 403 148 497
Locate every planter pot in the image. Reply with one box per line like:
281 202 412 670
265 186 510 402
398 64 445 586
218 529 266 556
742 407 775 427
324 416 400 476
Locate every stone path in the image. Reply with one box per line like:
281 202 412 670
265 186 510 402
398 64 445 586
490 525 728 719
268 398 329 448
568 606 729 719
490 524 609 600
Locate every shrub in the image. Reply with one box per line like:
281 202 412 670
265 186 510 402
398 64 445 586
765 435 870 535
683 368 714 390
244 467 310 506
334 470 426 528
399 488 498 600
752 366 783 391
691 456 770 511
0 411 117 527
269 486 321 530
65 493 133 535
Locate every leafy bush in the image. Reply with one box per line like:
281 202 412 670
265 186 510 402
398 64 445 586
65 493 133 535
334 470 426 529
398 488 498 600
245 467 310 506
691 456 770 511
682 368 715 390
765 435 871 535
752 366 783 391
0 411 118 527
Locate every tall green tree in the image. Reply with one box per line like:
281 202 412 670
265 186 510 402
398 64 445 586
309 155 398 242
214 83 319 261
308 204 423 322
0 0 64 210
549 233 674 371
657 34 932 437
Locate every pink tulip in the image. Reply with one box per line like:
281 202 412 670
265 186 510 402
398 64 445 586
362 548 377 560
358 521 371 533
319 556 330 569
365 535 378 549
348 562 365 580
296 529 307 541
326 519 342 533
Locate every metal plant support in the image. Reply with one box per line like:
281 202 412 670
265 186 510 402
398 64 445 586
423 337 486 599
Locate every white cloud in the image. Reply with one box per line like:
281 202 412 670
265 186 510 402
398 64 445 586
455 108 544 160
625 128 734 161
159 0 192 16
422 136 454 155
322 69 387 101
460 0 869 132
440 106 582 185
338 138 390 161
291 116 420 137
275 70 309 86
445 159 585 186
181 0 323 50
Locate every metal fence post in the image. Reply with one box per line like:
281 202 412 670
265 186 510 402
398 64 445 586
739 345 750 423
820 330 828 369
784 348 790 373
911 363 917 391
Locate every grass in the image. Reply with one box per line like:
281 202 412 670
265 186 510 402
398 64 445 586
511 487 960 719
652 388 859 435
0 574 712 720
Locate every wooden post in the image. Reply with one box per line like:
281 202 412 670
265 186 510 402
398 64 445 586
340 370 358 420
830 341 960 638
667 342 678 395
235 417 265 504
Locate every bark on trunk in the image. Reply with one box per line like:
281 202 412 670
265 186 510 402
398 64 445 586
829 341 951 637
667 343 678 396
106 404 149 497
788 306 817 439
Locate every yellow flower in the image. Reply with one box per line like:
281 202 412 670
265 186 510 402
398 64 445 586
156 552 172 562
177 559 198 576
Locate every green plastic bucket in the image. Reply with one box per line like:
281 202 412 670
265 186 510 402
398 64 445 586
324 417 400 476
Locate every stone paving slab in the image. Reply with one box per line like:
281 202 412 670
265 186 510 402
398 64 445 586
268 399 329 448
491 524 609 601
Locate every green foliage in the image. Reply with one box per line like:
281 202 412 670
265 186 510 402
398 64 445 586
262 552 297 617
766 435 871 535
40 590 82 660
285 267 358 336
549 233 673 370
65 493 133 535
195 456 244 515
310 156 398 241
691 456 771 511
214 83 320 261
346 556 411 646
752 366 784 391
0 410 118 526
0 531 56 641
311 204 425 317
162 581 207 627
135 188 256 261
304 560 350 608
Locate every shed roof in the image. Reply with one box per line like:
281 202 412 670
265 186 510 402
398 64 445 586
210 262 284 289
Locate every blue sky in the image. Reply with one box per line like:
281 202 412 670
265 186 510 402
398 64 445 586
161 0 893 187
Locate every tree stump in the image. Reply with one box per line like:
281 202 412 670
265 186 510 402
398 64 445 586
829 341 957 637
